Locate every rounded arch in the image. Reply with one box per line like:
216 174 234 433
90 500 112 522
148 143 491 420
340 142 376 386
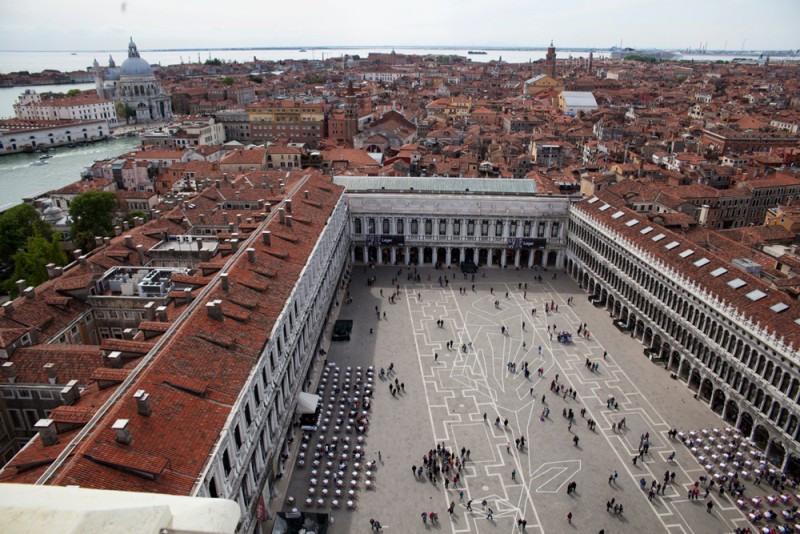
738 412 754 437
710 388 725 414
766 440 786 469
752 425 770 451
723 400 739 425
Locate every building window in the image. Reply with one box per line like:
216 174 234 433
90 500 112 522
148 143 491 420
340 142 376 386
551 222 560 238
438 219 446 235
510 221 518 237
523 221 532 237
453 220 461 235
495 222 503 237
368 218 375 233
481 220 489 236
382 218 390 234
537 224 545 238
396 219 404 234
424 219 432 236
410 219 418 234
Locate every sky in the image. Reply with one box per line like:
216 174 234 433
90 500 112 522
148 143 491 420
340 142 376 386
0 0 798 51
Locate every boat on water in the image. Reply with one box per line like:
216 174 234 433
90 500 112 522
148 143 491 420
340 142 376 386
299 49 307 52
38 154 52 160
468 51 487 55
30 159 49 166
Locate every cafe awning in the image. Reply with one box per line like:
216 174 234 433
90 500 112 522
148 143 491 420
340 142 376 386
296 392 320 414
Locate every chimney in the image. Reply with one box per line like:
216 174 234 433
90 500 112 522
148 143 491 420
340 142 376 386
107 351 123 368
60 379 80 405
222 212 229 225
258 199 265 209
136 244 145 264
285 199 292 213
220 273 230 290
2 301 14 314
223 172 228 182
183 287 193 303
54 266 63 277
262 231 271 246
15 279 26 295
236 213 242 225
78 254 87 266
34 419 58 447
265 202 272 213
247 248 256 263
95 236 104 247
134 390 151 417
103 237 111 246
215 179 220 188
228 222 234 233
699 205 710 226
2 362 15 383
114 226 122 236
43 362 57 384
305 190 310 200
156 306 167 321
134 217 143 227
206 299 223 321
199 213 206 224
123 328 135 340
278 208 285 224
23 287 35 299
124 235 134 248
112 419 132 445
72 249 82 262
46 263 57 279
123 221 130 231
286 215 293 227
143 301 156 321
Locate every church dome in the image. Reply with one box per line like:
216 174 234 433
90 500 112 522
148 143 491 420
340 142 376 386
120 56 153 77
119 37 153 77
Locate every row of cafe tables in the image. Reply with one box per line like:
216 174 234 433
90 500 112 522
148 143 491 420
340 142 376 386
682 427 800 531
289 363 377 512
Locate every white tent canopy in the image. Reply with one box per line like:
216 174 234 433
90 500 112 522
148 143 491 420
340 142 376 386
296 392 320 414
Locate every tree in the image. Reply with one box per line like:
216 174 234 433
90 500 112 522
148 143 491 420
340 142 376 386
3 235 67 297
66 88 81 96
220 76 234 86
115 101 136 123
248 74 263 84
69 190 118 251
124 210 148 227
0 203 52 264
205 58 222 66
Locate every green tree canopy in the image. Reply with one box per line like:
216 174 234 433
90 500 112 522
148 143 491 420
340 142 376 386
220 76 234 86
0 203 52 264
66 88 81 96
69 190 118 251
3 235 67 297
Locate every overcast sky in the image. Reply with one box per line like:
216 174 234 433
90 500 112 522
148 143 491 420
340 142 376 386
1 0 798 51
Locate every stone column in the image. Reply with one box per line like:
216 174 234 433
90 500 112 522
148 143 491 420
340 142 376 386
391 247 397 264
487 249 493 267
432 248 438 265
446 248 452 265
377 247 383 264
404 247 410 266
362 247 368 263
514 250 520 268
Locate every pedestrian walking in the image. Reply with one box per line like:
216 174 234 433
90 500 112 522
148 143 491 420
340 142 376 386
466 499 473 511
706 500 714 513
511 468 516 481
567 511 572 524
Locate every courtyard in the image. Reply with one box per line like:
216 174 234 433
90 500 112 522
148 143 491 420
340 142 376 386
280 266 756 533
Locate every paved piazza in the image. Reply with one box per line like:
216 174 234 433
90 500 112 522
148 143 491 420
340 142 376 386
282 266 756 533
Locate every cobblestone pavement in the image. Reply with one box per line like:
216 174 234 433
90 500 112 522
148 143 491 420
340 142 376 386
281 266 754 533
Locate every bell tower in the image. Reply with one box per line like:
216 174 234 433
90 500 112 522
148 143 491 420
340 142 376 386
545 41 557 78
344 80 358 145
